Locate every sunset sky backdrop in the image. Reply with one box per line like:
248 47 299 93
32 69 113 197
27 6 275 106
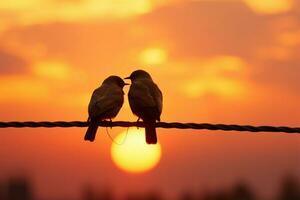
0 0 299 199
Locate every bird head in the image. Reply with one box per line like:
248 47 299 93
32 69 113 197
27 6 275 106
124 70 152 81
103 76 129 88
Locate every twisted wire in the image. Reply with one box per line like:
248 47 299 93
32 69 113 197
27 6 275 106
0 121 299 134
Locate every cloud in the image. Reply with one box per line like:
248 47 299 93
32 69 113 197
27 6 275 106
0 0 155 26
0 49 28 75
2 21 144 71
243 0 294 14
176 56 248 99
1 1 287 70
137 1 300 93
139 1 272 59
1 0 299 95
0 76 49 103
252 57 300 92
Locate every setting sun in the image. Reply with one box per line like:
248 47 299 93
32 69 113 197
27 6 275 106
111 129 161 174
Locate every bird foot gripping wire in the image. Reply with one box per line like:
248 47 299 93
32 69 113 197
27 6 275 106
109 119 113 129
136 118 141 129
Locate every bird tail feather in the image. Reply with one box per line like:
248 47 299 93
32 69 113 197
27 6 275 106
145 122 157 144
85 119 98 142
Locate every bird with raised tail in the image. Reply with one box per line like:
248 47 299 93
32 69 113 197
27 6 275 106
125 70 163 144
85 76 128 142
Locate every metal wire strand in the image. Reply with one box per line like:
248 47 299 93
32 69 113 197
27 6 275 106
0 121 299 134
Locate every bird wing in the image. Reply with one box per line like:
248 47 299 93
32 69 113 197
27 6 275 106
128 80 156 108
144 80 163 120
129 79 162 121
88 84 123 119
149 81 163 118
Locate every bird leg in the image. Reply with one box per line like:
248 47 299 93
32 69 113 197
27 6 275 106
137 117 141 129
109 119 113 129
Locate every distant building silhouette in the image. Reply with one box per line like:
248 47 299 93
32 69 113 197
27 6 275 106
0 174 299 200
178 192 197 200
6 177 33 200
0 182 4 200
125 192 162 200
200 190 230 200
200 182 255 200
82 186 114 200
278 175 300 200
230 182 255 200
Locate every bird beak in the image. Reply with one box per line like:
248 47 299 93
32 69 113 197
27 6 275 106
124 83 130 86
124 76 130 80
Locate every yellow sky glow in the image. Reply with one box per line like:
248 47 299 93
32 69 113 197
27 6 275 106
244 0 293 14
33 61 71 80
0 76 48 103
182 56 246 98
139 47 168 66
0 0 155 25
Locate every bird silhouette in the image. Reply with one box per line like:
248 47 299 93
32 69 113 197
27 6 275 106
125 70 163 144
85 76 128 142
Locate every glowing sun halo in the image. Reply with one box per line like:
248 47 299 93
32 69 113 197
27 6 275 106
111 129 162 174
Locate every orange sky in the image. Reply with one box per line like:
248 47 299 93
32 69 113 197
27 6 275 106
0 0 299 199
